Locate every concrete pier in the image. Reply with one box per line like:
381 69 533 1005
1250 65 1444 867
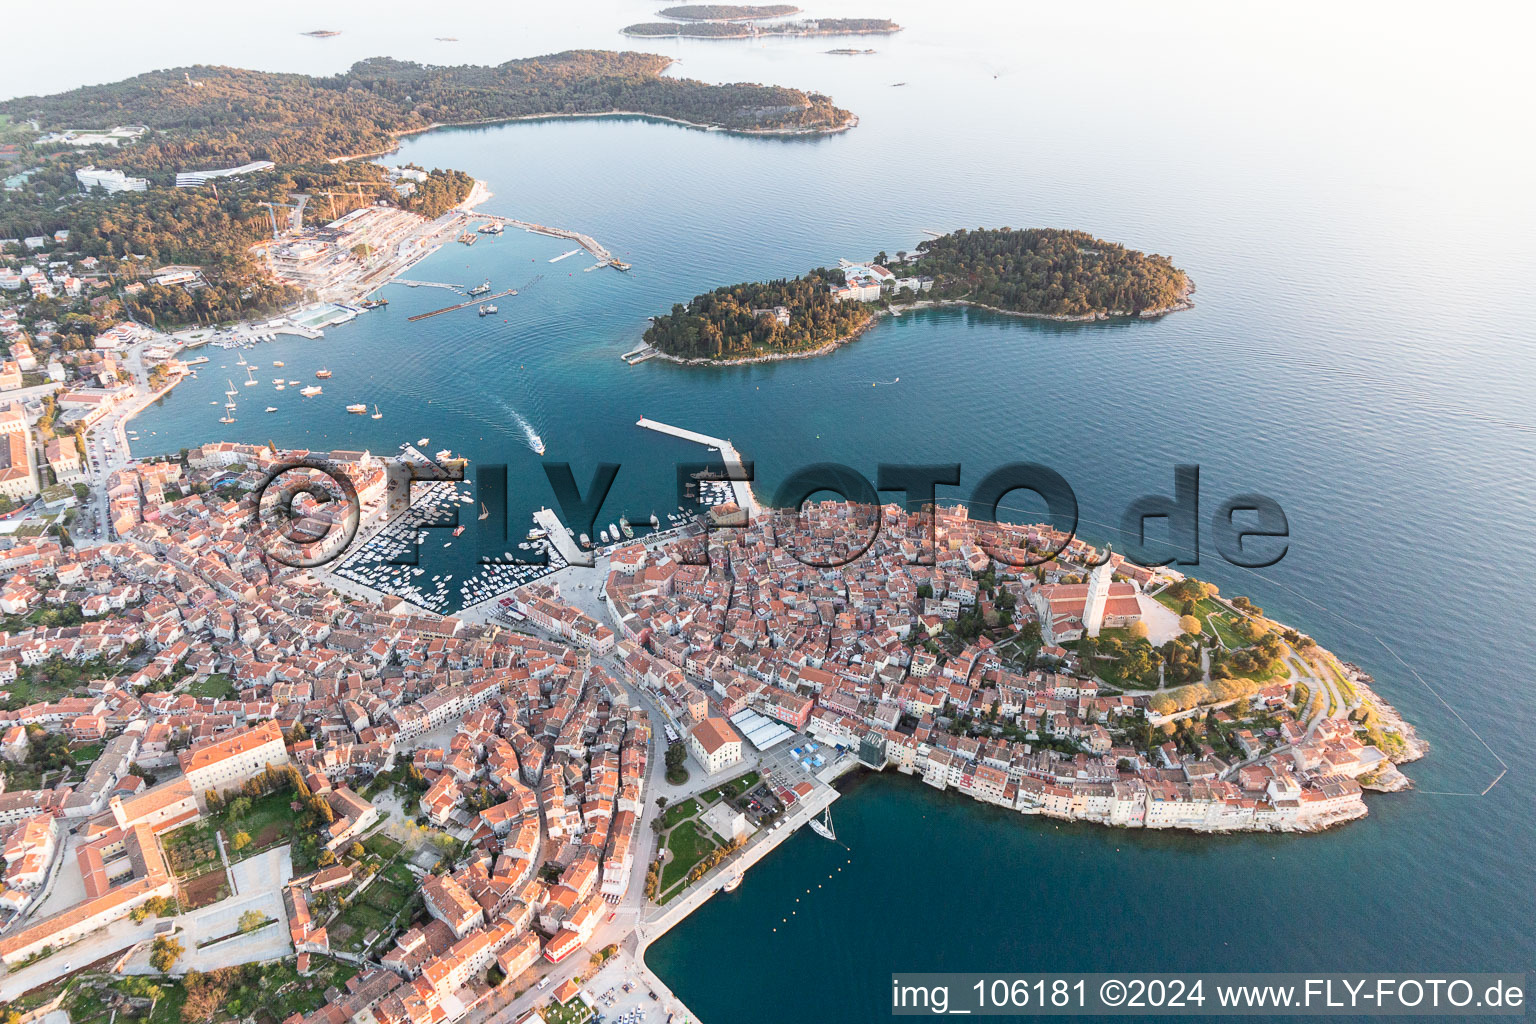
635 417 760 513
471 214 629 270
532 506 586 565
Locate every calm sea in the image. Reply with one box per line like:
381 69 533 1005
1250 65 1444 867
17 1 1534 1016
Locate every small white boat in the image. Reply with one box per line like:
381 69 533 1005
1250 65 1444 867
265 406 278 413
808 808 837 841
371 405 382 419
346 404 367 414
418 437 430 446
301 385 323 397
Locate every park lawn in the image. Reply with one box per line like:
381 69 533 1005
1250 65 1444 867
721 770 760 800
661 797 699 828
262 958 359 1022
218 790 300 858
187 673 237 699
382 860 416 889
1231 657 1289 684
365 833 403 860
332 899 394 952
1154 590 1247 648
542 997 593 1024
1322 657 1358 703
72 741 105 763
361 872 414 913
659 820 717 894
109 979 187 1024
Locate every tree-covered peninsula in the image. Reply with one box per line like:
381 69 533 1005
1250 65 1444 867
0 51 853 173
0 51 854 326
644 270 874 360
642 227 1192 362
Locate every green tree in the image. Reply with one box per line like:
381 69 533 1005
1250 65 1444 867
149 935 184 973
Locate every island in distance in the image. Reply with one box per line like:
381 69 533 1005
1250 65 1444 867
625 14 901 39
659 4 803 19
640 227 1194 363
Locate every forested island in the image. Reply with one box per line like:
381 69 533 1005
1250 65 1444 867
641 227 1193 362
905 227 1193 318
624 18 901 38
644 270 875 360
659 4 801 19
0 51 854 326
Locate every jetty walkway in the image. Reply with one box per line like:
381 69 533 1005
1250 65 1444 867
635 418 760 513
472 214 630 271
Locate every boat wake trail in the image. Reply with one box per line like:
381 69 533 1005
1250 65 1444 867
496 399 547 455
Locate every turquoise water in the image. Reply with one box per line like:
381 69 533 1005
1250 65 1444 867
86 1 1536 1014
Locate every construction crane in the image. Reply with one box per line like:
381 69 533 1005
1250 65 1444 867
257 200 302 240
313 181 397 222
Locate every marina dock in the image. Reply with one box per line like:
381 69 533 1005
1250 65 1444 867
406 289 516 321
635 417 760 513
393 279 466 294
621 344 659 365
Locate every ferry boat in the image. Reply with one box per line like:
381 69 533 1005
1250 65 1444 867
619 517 634 539
346 404 367 414
301 385 323 397
478 304 497 316
468 279 492 296
315 368 332 379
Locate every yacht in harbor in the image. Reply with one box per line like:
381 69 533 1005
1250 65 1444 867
315 368 332 379
346 404 367 414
